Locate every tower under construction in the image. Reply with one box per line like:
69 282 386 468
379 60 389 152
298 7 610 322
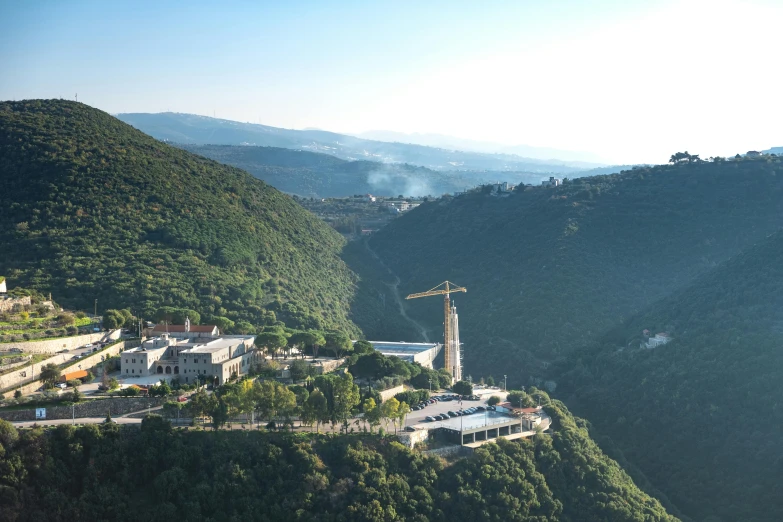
406 281 466 383
448 302 461 381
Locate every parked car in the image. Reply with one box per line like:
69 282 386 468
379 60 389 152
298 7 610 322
404 426 416 432
57 349 69 354
9 347 22 353
411 406 420 411
425 416 435 422
55 383 67 390
447 411 457 418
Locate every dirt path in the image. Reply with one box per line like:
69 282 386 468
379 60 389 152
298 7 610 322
363 241 430 342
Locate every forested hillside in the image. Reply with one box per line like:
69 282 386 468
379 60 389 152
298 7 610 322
0 100 360 334
359 157 783 382
555 229 783 522
117 112 587 174
0 398 676 521
179 144 472 198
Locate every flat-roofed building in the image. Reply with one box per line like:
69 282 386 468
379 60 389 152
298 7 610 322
366 341 442 369
121 325 258 385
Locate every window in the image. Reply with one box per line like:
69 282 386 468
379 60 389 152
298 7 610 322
125 359 128 363
126 369 129 374
132 369 135 374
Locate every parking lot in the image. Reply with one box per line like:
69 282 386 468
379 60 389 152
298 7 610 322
405 390 508 428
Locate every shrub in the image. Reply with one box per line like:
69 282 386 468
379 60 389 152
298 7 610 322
487 395 501 406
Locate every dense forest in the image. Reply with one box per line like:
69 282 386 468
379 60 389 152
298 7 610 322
555 229 783 522
0 100 360 334
179 144 473 198
0 397 676 521
358 156 783 383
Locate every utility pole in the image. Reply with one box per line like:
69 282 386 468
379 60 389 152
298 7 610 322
504 375 507 392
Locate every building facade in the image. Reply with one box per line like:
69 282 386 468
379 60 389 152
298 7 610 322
121 324 258 385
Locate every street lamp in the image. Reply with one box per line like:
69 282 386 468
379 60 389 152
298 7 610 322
504 375 507 392
429 377 432 393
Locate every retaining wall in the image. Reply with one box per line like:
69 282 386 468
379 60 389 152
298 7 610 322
0 396 168 422
378 385 405 403
397 428 429 449
2 329 121 354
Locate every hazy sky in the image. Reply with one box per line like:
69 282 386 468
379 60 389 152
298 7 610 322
1 0 781 164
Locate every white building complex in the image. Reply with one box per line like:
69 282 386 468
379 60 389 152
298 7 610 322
121 319 258 385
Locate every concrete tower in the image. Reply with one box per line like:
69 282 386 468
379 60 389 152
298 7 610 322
449 303 461 382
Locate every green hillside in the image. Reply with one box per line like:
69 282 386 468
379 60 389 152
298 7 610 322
0 100 360 334
180 144 474 198
359 157 783 383
0 398 676 521
556 229 783 522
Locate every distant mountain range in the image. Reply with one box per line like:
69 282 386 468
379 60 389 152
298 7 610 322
354 129 608 166
178 144 476 198
116 112 602 174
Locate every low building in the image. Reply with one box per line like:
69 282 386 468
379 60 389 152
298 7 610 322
0 276 6 294
151 318 219 338
121 324 258 385
366 341 442 369
643 332 672 349
541 177 561 187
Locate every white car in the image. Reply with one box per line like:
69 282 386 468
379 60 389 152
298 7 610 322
56 383 67 390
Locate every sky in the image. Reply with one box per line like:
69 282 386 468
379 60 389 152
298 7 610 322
1 0 782 164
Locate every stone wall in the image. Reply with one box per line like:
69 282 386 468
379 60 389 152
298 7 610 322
310 357 346 375
0 296 31 313
397 427 429 449
422 444 472 458
2 329 121 354
0 396 168 422
378 385 405 403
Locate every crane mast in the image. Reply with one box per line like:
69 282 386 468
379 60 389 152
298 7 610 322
406 281 466 382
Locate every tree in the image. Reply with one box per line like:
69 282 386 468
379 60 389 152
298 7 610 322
108 377 120 391
303 389 328 432
487 395 501 406
324 331 352 359
40 363 61 387
309 330 326 358
363 398 382 433
256 331 287 358
314 372 360 429
353 340 374 355
102 309 125 329
486 376 495 387
507 390 535 408
211 316 235 334
452 380 473 396
289 359 310 383
381 397 400 433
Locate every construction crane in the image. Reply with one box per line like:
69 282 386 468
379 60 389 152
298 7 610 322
406 281 466 382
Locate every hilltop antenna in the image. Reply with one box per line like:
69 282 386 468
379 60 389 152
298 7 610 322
75 93 78 102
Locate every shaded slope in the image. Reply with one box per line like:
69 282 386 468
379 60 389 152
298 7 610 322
358 158 783 382
0 100 360 333
557 229 783 522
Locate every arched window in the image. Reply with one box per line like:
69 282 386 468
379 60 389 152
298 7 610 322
157 366 163 374
174 366 179 374
165 366 172 374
